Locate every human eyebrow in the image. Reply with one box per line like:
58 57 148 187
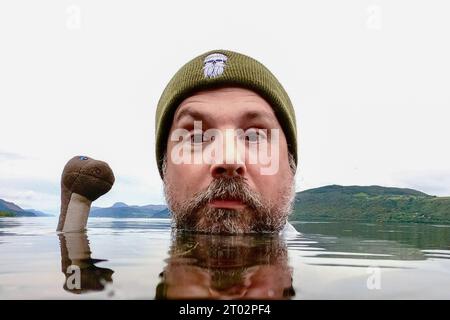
174 108 204 123
242 111 278 127
173 108 214 130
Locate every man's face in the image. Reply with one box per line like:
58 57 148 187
163 87 295 234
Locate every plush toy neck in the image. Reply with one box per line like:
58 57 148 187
60 189 92 232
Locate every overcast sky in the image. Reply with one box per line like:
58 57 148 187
1 0 449 214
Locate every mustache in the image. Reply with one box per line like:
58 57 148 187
184 176 264 212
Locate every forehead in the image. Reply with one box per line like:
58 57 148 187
173 87 277 124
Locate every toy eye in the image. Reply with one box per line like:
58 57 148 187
79 156 89 160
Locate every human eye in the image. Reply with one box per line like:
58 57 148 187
244 128 267 144
189 131 213 144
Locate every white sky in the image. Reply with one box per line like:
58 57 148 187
1 0 449 214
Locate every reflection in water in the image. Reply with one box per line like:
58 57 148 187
88 219 172 231
0 219 22 238
291 221 450 261
1 218 450 299
294 221 450 250
155 232 295 300
58 233 114 294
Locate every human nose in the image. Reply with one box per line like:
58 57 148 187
210 129 247 178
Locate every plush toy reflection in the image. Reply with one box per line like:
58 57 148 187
57 156 115 232
155 232 295 300
58 233 114 294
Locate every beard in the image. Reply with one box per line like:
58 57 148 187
163 173 295 234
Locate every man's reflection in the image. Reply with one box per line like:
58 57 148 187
155 232 295 299
58 233 114 294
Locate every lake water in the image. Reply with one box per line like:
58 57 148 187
1 217 450 299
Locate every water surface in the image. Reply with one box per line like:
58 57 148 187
1 217 449 299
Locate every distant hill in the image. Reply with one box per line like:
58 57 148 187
3 184 450 223
24 209 53 217
0 199 51 217
290 185 450 223
152 207 171 218
90 202 169 218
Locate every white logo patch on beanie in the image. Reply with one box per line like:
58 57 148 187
203 53 228 79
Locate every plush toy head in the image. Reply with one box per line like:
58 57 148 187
57 156 115 232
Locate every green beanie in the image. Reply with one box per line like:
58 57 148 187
155 49 297 179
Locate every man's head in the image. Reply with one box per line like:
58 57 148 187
155 50 298 234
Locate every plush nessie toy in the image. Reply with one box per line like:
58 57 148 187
57 156 115 232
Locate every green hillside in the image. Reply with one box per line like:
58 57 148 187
0 199 38 217
0 211 16 217
290 185 450 224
